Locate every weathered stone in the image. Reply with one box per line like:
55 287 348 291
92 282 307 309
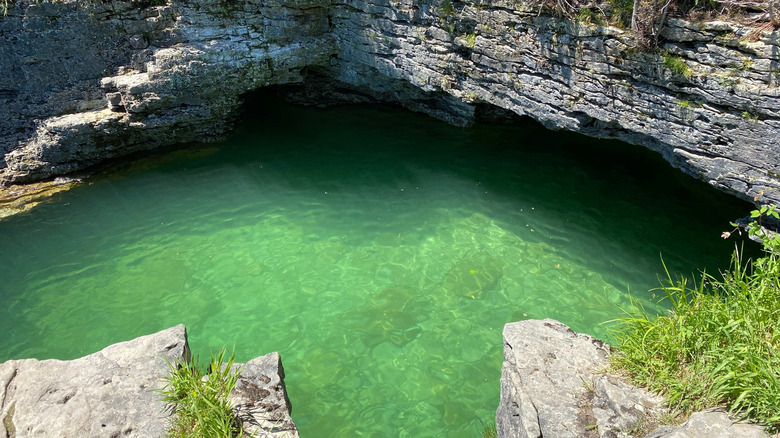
496 319 776 438
0 325 298 438
230 353 299 438
496 318 616 437
646 409 770 438
0 324 189 437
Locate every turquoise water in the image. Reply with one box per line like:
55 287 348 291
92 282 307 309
0 98 752 436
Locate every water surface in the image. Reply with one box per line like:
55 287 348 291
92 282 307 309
0 98 752 436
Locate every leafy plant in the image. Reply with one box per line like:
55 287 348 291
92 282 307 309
608 0 634 28
610 195 780 432
161 348 245 438
440 0 455 17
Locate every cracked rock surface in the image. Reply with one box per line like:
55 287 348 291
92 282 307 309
0 325 298 438
496 319 773 438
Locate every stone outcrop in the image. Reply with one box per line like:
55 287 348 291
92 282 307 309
2 0 780 206
496 319 774 438
647 409 773 438
230 353 299 438
0 325 298 437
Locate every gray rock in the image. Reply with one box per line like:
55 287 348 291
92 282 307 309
230 353 299 438
496 319 776 438
0 324 189 437
0 325 298 438
496 318 616 437
646 409 770 438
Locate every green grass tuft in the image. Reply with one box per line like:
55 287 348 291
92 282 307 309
161 348 245 438
610 231 780 432
480 421 497 438
663 53 693 78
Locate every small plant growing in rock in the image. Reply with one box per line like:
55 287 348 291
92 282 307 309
663 53 692 78
161 348 244 438
465 32 477 48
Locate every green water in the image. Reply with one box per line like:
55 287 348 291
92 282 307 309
0 98 752 436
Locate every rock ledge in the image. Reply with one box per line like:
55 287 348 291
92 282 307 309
0 325 298 438
496 319 774 438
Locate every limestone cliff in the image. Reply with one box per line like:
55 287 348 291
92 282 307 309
1 0 779 205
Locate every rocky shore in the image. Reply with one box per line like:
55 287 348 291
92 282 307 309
1 0 780 206
0 325 298 438
1 321 773 437
498 319 774 438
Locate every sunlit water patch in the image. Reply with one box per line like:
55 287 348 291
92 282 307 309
0 98 752 436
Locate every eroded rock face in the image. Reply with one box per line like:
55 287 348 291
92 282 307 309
329 3 780 206
0 325 298 438
0 0 334 184
496 319 774 438
497 319 664 437
231 353 299 438
2 0 780 205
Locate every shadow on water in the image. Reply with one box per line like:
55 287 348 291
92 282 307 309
231 94 756 286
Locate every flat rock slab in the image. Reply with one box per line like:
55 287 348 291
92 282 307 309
0 324 189 437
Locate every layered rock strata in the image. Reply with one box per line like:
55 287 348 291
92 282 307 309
496 319 773 438
0 325 298 438
1 0 779 205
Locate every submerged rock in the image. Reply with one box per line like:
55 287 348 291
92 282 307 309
0 325 298 437
496 319 773 438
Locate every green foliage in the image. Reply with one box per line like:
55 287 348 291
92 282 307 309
440 0 455 17
663 53 693 78
608 0 634 28
577 7 606 26
478 417 497 438
742 110 760 121
677 99 691 109
610 202 780 432
464 32 477 48
161 348 244 438
481 422 497 438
